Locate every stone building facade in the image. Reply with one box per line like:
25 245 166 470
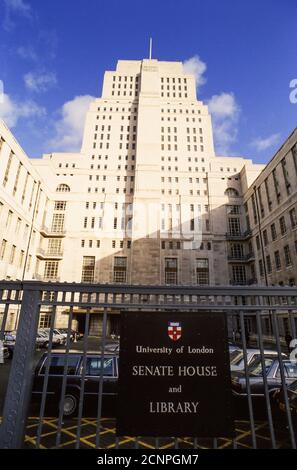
0 58 296 334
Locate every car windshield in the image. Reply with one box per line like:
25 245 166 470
249 357 274 376
40 355 80 375
276 363 297 379
37 331 47 337
230 350 243 365
86 357 114 376
289 380 297 393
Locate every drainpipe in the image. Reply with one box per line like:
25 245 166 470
253 185 272 334
253 185 268 286
14 181 41 330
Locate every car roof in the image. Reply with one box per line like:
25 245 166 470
245 349 285 354
46 349 117 356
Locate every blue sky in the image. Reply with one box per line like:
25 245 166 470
0 0 296 162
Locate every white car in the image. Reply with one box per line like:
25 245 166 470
39 328 66 345
230 348 287 372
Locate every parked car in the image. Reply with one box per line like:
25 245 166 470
104 341 120 353
3 332 16 358
39 328 66 345
32 350 118 417
274 379 297 424
36 331 49 348
56 329 83 341
230 348 287 372
1 344 10 361
232 356 297 400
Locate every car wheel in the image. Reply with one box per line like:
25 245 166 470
62 393 78 418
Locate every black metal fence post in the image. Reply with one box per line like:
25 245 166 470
0 286 40 449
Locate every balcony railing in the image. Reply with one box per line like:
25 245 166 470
36 248 64 259
226 229 252 240
40 225 66 237
227 252 255 262
33 274 60 282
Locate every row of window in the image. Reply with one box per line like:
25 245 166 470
161 116 202 123
93 142 137 150
161 144 204 152
247 144 297 220
161 92 189 98
80 239 132 249
87 187 134 194
161 241 212 251
94 115 137 122
89 175 135 182
258 242 297 276
90 164 135 171
161 107 200 115
97 105 138 113
161 189 208 196
161 77 188 84
80 256 210 285
161 166 206 172
0 204 37 244
1 150 38 210
255 207 297 249
0 239 31 270
91 154 136 161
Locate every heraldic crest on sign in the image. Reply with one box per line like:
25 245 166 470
168 321 182 341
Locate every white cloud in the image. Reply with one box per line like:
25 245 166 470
207 92 240 155
17 46 37 61
48 95 95 151
3 0 32 30
4 0 31 16
24 71 57 93
0 93 46 128
183 55 207 89
251 133 281 152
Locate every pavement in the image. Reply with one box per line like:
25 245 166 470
23 417 292 449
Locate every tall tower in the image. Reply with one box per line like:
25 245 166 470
80 58 216 284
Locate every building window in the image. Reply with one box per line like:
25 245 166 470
228 218 241 236
266 255 272 274
263 229 268 246
196 259 209 285
271 223 277 241
289 208 297 228
279 216 287 236
232 265 246 285
44 261 59 280
3 152 13 187
259 259 264 277
165 258 178 284
230 243 244 259
81 256 95 282
113 257 127 283
13 162 22 196
56 184 70 192
225 188 239 198
0 239 7 260
21 172 29 204
274 251 281 270
284 245 292 267
48 239 62 255
51 214 65 233
39 314 51 328
54 201 67 211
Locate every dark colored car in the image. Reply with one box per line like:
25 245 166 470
232 356 297 400
32 351 118 417
274 379 297 424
